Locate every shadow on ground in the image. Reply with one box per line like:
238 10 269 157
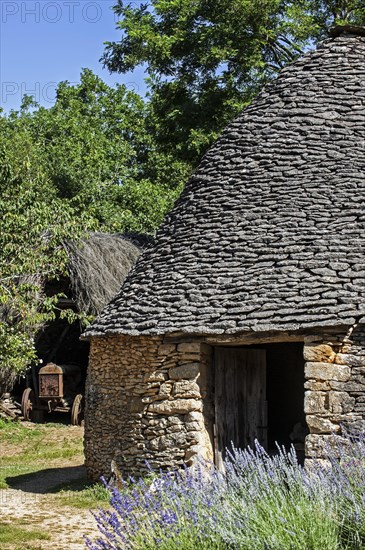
6 465 87 493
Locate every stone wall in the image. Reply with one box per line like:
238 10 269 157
304 324 365 461
85 336 213 481
85 324 365 479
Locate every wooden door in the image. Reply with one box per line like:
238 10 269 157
214 347 267 468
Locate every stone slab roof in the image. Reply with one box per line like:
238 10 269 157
84 31 365 339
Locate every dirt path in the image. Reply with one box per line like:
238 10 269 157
0 462 100 549
0 425 103 549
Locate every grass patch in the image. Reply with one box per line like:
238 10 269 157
0 418 43 443
1 418 109 509
0 418 83 489
0 522 50 544
55 480 110 509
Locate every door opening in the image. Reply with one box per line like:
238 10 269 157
213 342 306 467
266 342 306 458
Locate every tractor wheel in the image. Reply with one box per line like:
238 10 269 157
21 388 35 421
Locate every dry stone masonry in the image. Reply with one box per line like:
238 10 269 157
86 325 365 479
85 336 213 480
84 32 365 339
304 325 365 462
83 27 365 478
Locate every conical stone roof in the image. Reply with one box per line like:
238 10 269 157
85 29 365 338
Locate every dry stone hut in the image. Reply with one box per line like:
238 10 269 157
83 26 365 479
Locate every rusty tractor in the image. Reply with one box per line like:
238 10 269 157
21 363 84 425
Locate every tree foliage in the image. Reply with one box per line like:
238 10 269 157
6 70 189 232
0 71 189 394
0 137 96 392
103 0 365 164
1 1 364 393
298 0 365 37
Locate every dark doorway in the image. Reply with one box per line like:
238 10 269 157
265 342 306 453
213 342 305 466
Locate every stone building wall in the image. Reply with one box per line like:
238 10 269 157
85 324 365 480
304 324 365 461
85 336 213 481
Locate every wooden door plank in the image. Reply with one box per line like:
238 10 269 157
214 347 267 464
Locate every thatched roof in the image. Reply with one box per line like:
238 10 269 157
84 27 365 339
67 233 150 316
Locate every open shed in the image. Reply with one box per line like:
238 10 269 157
10 233 147 416
82 26 365 479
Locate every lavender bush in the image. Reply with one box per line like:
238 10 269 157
86 465 225 550
216 444 339 549
325 431 365 547
86 432 365 549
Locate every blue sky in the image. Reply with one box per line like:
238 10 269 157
0 0 146 112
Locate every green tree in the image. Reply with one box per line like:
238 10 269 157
8 70 189 233
0 144 96 394
0 70 189 394
297 1 365 39
103 0 365 164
